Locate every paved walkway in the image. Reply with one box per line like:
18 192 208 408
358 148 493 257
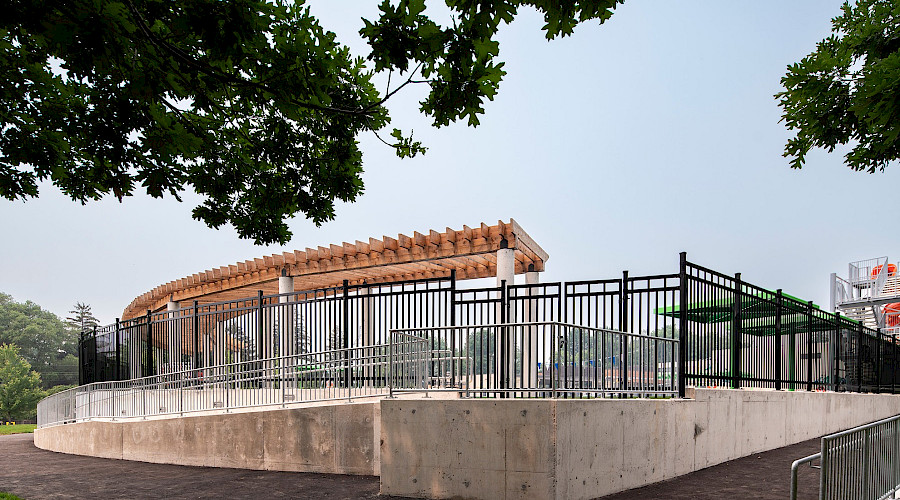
0 434 382 500
599 437 822 500
0 433 822 499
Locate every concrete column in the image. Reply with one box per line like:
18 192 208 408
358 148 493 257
523 270 540 389
166 301 180 375
496 245 516 392
496 248 515 289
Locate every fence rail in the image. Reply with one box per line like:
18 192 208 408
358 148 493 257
388 322 679 399
40 321 678 428
791 414 900 500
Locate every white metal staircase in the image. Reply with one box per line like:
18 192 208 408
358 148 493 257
831 256 900 334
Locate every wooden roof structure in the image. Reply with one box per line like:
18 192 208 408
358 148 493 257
122 219 549 320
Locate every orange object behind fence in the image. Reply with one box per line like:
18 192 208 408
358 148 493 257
885 303 900 328
872 264 898 278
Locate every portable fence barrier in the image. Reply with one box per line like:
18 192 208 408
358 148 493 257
51 253 900 428
791 414 900 500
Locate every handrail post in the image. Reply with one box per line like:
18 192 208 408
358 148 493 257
678 252 688 398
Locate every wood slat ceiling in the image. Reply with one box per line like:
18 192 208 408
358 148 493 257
122 219 549 320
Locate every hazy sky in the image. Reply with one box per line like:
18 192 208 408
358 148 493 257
3 0 896 324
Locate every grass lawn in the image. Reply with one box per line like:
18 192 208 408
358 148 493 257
0 492 24 500
0 424 36 435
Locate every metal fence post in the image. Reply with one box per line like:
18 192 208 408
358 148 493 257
890 335 897 394
115 318 121 381
834 312 842 392
858 323 864 393
551 322 557 399
864 428 872 499
343 279 350 389
819 437 828 500
192 300 200 374
145 310 153 377
77 330 84 386
257 290 264 389
500 279 508 397
621 270 629 397
776 290 783 391
678 252 688 398
807 301 814 392
450 270 456 388
388 329 394 398
876 328 883 394
732 273 742 390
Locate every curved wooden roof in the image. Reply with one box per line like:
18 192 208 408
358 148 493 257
122 219 548 320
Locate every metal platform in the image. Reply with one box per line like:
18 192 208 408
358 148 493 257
831 256 900 333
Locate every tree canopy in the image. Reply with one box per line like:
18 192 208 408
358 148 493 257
0 344 45 421
778 0 900 173
66 302 99 333
2 0 622 245
0 293 78 388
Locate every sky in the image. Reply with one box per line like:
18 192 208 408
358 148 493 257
3 0 897 325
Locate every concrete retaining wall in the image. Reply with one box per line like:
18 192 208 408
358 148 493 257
34 401 380 476
380 389 900 499
34 389 900 499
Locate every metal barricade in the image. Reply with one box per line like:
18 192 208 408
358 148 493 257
791 414 900 500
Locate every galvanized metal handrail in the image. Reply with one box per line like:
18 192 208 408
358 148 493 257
38 343 394 428
791 414 900 500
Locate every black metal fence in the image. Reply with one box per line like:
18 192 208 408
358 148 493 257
78 253 900 397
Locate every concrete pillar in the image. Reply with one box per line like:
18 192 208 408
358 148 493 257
496 248 515 289
496 245 516 392
166 301 180 375
523 270 540 389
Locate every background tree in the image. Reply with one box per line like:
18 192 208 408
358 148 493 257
778 0 900 172
2 0 623 245
65 302 99 334
0 293 78 388
0 344 45 421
